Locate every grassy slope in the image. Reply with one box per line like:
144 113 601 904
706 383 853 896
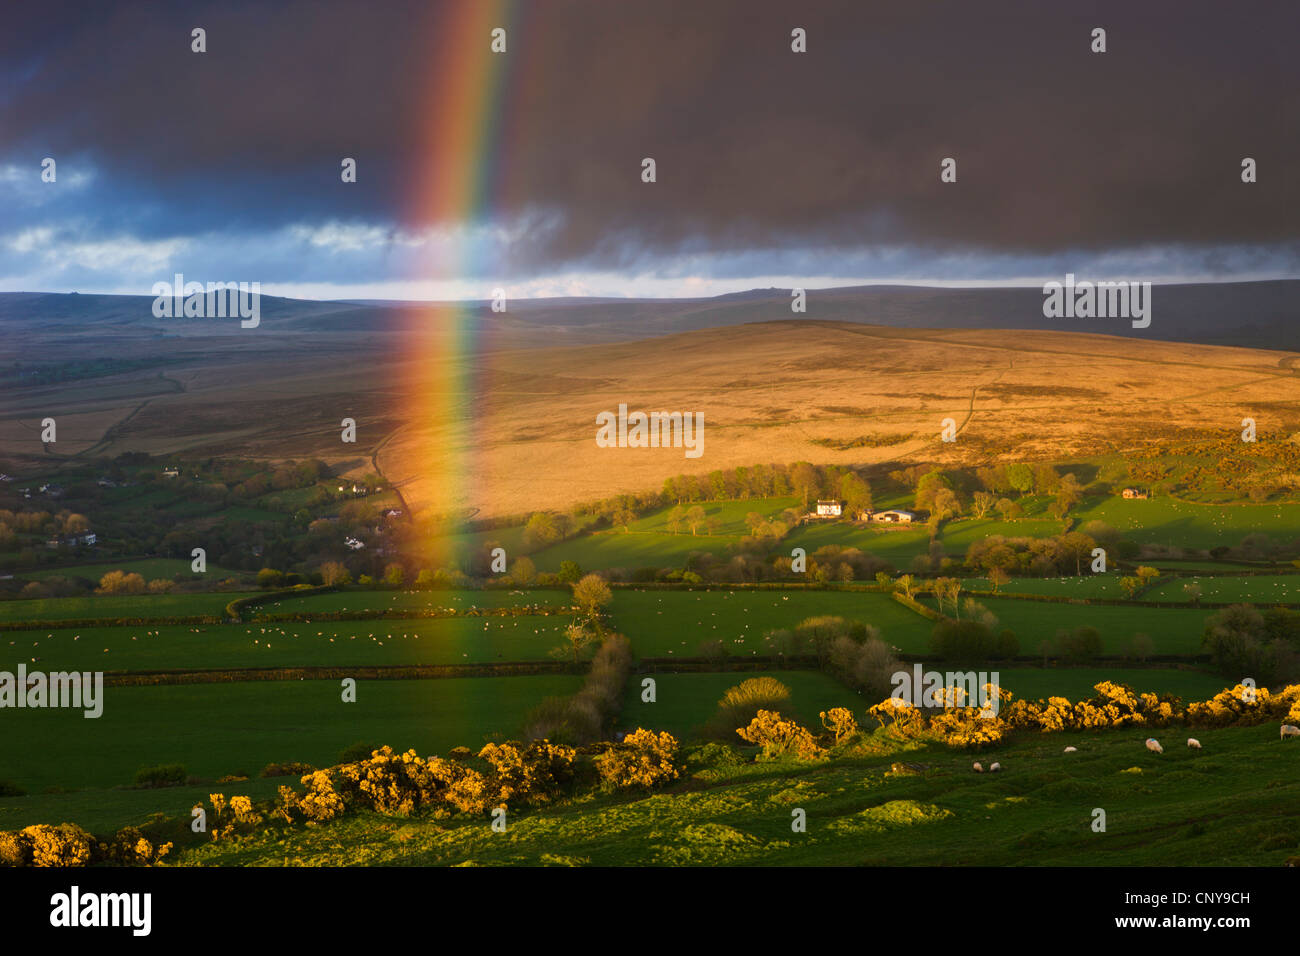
173 723 1300 867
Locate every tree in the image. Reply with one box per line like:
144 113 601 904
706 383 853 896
523 512 563 548
895 574 917 600
933 577 962 618
1033 464 1061 495
1130 632 1155 662
666 505 685 535
930 487 960 523
1005 464 1034 494
256 568 284 589
790 462 819 510
1059 531 1097 576
96 570 146 595
914 470 950 513
509 555 537 586
1182 582 1202 605
971 491 997 519
1057 625 1103 662
612 505 637 532
686 505 707 536
557 560 582 584
382 563 405 588
321 561 352 587
1054 473 1083 515
839 472 873 515
572 573 612 622
988 566 1009 593
552 622 597 664
1135 566 1160 588
1119 576 1141 598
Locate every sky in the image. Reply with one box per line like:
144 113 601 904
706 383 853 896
1 0 1296 301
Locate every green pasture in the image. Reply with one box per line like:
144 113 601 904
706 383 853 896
0 591 257 624
1072 496 1300 550
258 587 572 616
0 675 583 798
1144 574 1300 604
944 597 1212 655
0 615 574 672
607 588 934 656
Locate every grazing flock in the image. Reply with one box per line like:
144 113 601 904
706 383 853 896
971 723 1298 772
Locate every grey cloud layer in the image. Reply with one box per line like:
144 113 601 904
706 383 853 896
3 0 1296 281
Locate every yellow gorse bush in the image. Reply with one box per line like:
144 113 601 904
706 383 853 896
737 710 824 761
819 707 859 744
594 728 681 791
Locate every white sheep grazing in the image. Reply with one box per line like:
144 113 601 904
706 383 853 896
972 761 984 773
989 762 1002 772
1187 738 1201 749
1145 738 1163 754
1063 746 1078 753
1281 724 1300 740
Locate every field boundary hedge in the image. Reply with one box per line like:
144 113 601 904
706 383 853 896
225 585 337 621
959 588 1297 611
891 591 944 621
0 614 221 632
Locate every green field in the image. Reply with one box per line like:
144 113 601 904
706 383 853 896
938 517 1065 553
1144 574 1300 604
0 616 577 672
783 523 932 569
174 721 1300 866
607 588 935 656
620 669 866 738
0 591 257 623
944 597 1212 655
960 575 1129 599
0 675 583 801
1073 496 1300 550
628 496 802 536
260 587 572 616
530 531 734 573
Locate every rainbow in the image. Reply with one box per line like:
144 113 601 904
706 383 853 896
400 0 521 564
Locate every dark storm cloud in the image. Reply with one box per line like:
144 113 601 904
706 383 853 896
2 0 1296 277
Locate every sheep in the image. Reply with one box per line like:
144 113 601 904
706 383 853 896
1281 724 1300 740
1063 746 1078 753
989 762 1002 772
1145 738 1163 754
1187 738 1201 749
972 762 984 773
